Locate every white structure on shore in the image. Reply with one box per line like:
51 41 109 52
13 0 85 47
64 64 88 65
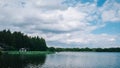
19 48 27 52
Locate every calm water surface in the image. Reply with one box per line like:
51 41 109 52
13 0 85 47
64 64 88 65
0 52 120 68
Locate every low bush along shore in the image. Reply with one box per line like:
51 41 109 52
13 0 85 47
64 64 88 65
1 51 54 55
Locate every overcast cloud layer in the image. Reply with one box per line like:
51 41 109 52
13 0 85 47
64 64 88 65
0 0 120 48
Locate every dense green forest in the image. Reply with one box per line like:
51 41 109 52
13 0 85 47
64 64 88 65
48 47 120 52
0 30 48 51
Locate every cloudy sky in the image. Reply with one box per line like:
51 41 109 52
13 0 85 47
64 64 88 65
0 0 120 48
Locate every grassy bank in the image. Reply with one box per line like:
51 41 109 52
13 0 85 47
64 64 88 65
2 51 54 55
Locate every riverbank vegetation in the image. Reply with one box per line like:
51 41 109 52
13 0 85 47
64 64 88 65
2 51 53 55
48 47 120 52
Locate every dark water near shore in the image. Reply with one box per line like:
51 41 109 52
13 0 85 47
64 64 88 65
0 52 120 68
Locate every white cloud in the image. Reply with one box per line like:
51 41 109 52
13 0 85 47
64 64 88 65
0 0 120 48
100 1 120 22
33 0 67 10
101 9 120 22
45 32 119 48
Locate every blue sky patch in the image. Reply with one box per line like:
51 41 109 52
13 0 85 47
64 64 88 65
97 0 106 7
92 22 120 34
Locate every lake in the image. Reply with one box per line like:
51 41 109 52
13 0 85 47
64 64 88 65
0 52 120 68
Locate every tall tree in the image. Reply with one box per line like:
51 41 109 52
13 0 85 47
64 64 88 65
0 30 48 51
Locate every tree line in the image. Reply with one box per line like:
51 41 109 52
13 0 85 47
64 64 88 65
48 47 120 52
0 30 48 51
0 29 120 52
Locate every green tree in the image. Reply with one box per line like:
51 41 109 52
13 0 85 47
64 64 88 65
0 29 48 51
48 47 55 52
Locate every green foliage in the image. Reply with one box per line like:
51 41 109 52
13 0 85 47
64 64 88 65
0 30 48 51
48 47 56 52
5 51 53 55
54 47 92 52
54 47 120 52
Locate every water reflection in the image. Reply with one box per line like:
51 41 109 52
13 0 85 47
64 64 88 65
0 52 120 68
42 52 120 68
0 54 46 68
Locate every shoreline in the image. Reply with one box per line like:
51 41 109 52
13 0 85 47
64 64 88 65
1 51 54 55
1 50 120 55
